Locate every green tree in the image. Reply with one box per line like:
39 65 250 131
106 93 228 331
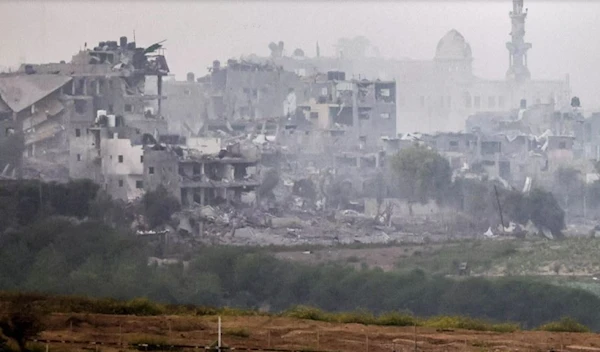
390 145 452 213
554 167 582 216
529 188 565 237
142 185 180 228
257 168 279 200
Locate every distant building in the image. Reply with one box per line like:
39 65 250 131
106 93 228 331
161 72 207 136
252 0 569 134
298 72 397 154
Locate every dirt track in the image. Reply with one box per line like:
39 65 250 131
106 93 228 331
35 313 600 352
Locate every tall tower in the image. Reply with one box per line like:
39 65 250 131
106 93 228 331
506 0 532 82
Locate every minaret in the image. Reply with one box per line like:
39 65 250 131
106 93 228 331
506 0 532 82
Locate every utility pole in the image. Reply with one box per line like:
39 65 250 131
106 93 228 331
218 316 222 350
413 322 418 352
493 185 505 230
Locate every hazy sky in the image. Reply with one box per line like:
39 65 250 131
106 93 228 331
1 1 599 108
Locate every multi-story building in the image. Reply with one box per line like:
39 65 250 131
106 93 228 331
161 72 207 136
298 72 397 154
0 73 73 178
143 141 260 207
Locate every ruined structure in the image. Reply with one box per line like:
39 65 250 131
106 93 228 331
143 141 260 207
0 74 73 179
0 36 170 198
161 72 207 136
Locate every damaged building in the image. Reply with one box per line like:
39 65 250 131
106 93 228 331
143 141 260 207
7 36 170 198
0 73 73 179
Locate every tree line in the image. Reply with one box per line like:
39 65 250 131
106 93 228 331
0 217 600 330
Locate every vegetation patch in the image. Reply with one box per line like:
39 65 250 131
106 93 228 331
537 317 590 333
224 328 250 338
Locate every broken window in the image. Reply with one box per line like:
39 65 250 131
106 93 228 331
118 180 124 187
75 129 81 137
193 164 201 175
136 181 143 189
380 113 390 119
75 100 87 114
474 96 481 109
0 112 11 122
488 96 496 108
75 79 85 95
310 112 319 119
118 155 123 163
124 104 133 113
481 141 501 155
140 155 144 163
77 154 81 161
149 166 155 174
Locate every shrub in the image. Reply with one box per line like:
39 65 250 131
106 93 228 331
126 298 165 316
335 310 376 325
423 316 517 333
282 306 329 321
0 297 45 352
489 323 520 333
376 312 417 327
224 328 250 338
537 317 590 333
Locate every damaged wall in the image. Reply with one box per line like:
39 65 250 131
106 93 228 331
143 148 181 201
100 137 144 200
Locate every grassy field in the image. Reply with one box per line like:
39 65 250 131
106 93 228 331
275 237 600 298
1 292 598 352
28 311 600 352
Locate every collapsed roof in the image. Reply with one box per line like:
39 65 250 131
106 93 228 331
0 74 72 113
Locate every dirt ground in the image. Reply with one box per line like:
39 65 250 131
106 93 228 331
35 313 600 352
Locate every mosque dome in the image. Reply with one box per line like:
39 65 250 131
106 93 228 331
435 29 472 60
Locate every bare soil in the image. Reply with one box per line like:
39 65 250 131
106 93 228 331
35 313 600 352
